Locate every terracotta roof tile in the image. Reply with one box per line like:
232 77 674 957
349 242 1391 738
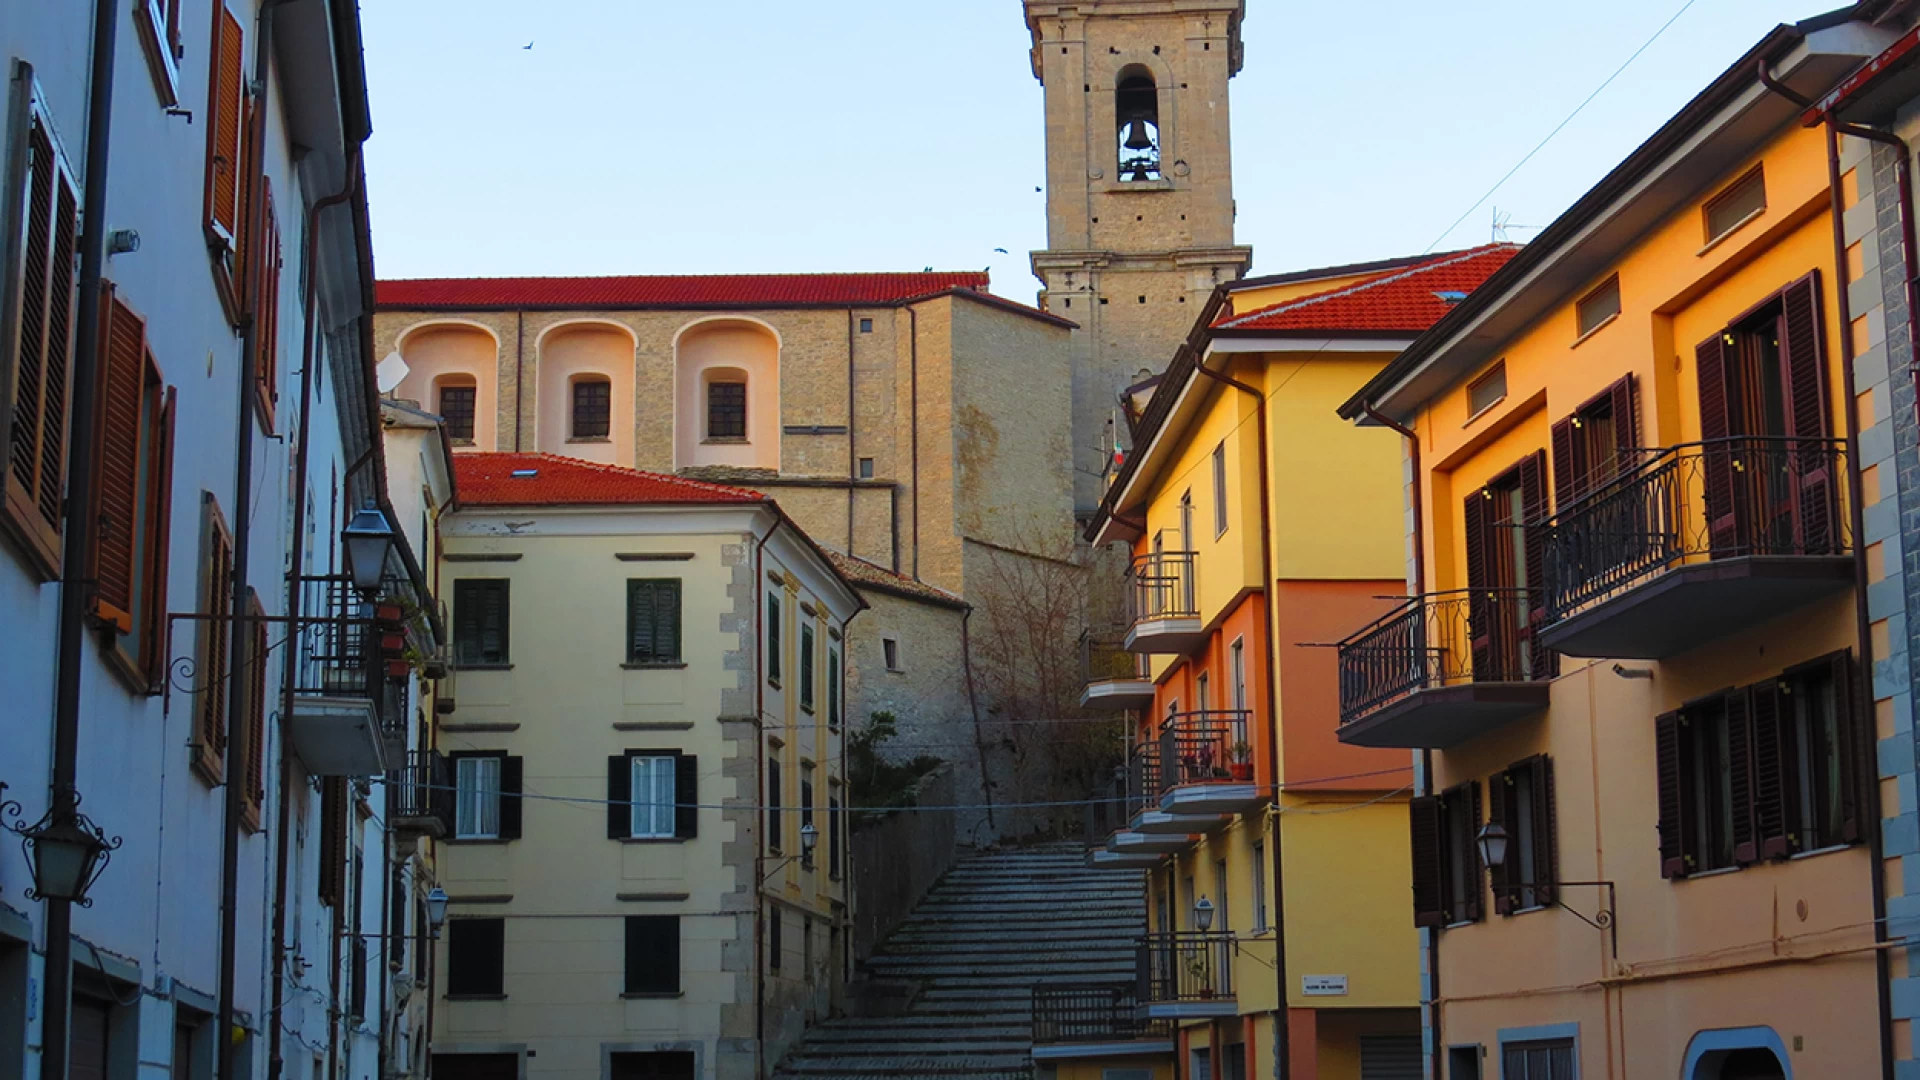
377 272 991 311
822 551 968 609
1214 245 1521 334
453 453 767 507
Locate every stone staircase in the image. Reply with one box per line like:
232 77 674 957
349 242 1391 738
773 843 1146 1080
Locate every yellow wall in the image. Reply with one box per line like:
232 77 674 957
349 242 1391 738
1228 270 1388 319
1261 354 1406 580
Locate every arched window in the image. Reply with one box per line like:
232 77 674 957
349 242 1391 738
435 374 478 444
1116 68 1160 182
571 375 611 439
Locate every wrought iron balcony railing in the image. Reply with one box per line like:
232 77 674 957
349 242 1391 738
1127 740 1162 819
1156 709 1252 790
1136 932 1236 1005
388 749 453 837
1543 436 1850 624
1082 630 1150 683
1032 984 1171 1045
1337 588 1544 727
1128 551 1198 623
292 574 376 700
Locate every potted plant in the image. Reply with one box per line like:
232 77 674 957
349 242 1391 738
1228 741 1254 782
1186 954 1213 998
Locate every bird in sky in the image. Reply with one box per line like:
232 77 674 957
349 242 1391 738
523 41 534 50
993 248 1008 254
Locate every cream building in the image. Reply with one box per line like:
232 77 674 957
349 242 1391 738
428 453 864 1080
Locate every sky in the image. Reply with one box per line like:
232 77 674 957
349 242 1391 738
360 0 1838 299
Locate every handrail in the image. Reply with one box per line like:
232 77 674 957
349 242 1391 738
1031 983 1171 1044
1156 709 1252 791
1136 931 1237 1004
1127 550 1199 623
1336 588 1542 725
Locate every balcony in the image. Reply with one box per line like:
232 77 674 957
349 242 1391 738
389 749 453 840
1125 552 1203 653
1135 933 1237 1019
1541 437 1853 659
1115 740 1225 837
1031 984 1174 1061
1080 631 1155 710
1337 589 1551 749
1156 710 1260 815
286 575 388 777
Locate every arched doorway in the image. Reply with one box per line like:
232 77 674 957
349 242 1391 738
1683 1028 1792 1080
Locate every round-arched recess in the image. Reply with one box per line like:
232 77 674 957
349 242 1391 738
1682 1027 1791 1080
674 318 779 471
392 323 500 450
535 323 635 466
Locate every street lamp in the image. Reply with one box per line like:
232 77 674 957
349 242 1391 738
1473 821 1618 959
425 887 449 938
1193 895 1214 932
341 503 396 597
1475 822 1509 871
3 792 121 908
799 822 819 856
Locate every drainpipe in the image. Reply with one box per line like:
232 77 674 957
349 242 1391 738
752 513 780 1080
847 310 857 550
217 6 281 1076
1761 62 1900 1080
1191 358 1288 1078
41 2 118 1078
266 154 361 1080
908 305 920 581
513 310 525 451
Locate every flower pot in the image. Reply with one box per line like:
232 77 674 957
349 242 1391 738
1229 763 1253 782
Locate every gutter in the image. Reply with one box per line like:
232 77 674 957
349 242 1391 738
751 514 779 1080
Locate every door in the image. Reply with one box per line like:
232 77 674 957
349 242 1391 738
609 1051 697 1080
70 998 111 1080
432 1053 520 1080
1359 1034 1423 1080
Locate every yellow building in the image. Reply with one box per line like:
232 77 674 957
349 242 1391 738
427 454 864 1080
1330 11 1905 1078
1070 247 1517 1078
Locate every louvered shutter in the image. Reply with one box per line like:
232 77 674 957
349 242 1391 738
318 776 346 907
1550 417 1578 508
2 101 81 576
194 496 234 784
498 756 524 839
253 179 280 424
1519 451 1555 679
1779 273 1838 554
608 755 632 839
202 5 244 246
1833 651 1862 844
629 581 656 662
89 287 147 633
675 754 699 839
1724 688 1757 864
1695 333 1739 555
483 582 508 663
1530 756 1558 905
142 389 177 689
245 591 268 823
624 915 679 995
660 583 680 662
1610 374 1640 467
1655 711 1689 878
1488 770 1513 915
1463 780 1484 923
1464 493 1492 679
1750 679 1792 859
1408 794 1445 928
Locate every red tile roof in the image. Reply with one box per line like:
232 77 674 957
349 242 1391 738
1213 245 1521 334
377 272 992 311
823 550 968 609
454 453 767 507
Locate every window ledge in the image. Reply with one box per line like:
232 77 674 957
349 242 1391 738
450 438 477 448
1678 865 1742 881
768 678 781 689
618 837 691 845
801 705 815 715
1789 842 1856 861
1463 394 1507 428
1698 207 1765 257
453 662 514 671
702 436 750 445
621 991 685 1000
1569 312 1619 350
444 838 512 846
445 994 508 1002
622 661 688 670
566 436 612 444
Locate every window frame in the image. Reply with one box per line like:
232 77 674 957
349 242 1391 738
453 578 511 668
453 754 504 840
882 636 901 672
1466 360 1508 421
707 379 748 440
622 915 680 997
827 644 842 729
1573 274 1621 341
1488 755 1557 914
767 756 783 854
189 494 234 786
1211 441 1228 536
628 753 679 840
569 375 611 441
767 593 782 685
445 917 506 999
625 578 683 666
437 380 477 445
1703 164 1767 248
134 0 186 107
800 623 816 712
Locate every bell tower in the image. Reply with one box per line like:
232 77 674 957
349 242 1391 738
1024 0 1253 517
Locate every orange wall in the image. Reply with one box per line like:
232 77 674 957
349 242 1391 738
1271 579 1410 792
1148 590 1273 789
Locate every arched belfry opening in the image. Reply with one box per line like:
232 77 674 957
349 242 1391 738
1116 67 1160 182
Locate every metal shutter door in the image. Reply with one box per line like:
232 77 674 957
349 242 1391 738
1360 1034 1423 1080
70 998 111 1080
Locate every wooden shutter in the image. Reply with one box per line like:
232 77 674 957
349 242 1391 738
1725 687 1757 865
1550 417 1577 509
624 915 679 995
193 496 234 785
141 389 177 689
1610 374 1640 464
1529 756 1558 905
1463 493 1492 679
629 581 655 662
482 581 508 663
768 758 783 852
1655 710 1689 878
1487 769 1513 915
1779 272 1838 553
1749 679 1793 859
1519 451 1556 680
2 100 81 577
318 776 346 907
674 754 699 839
202 5 244 246
448 918 504 996
498 755 524 839
88 287 148 632
1408 794 1445 928
768 594 782 681
1695 333 1739 555
1462 780 1484 923
1832 651 1862 844
252 179 281 425
244 591 268 827
607 755 632 839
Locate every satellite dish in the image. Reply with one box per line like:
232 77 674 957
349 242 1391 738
376 350 410 394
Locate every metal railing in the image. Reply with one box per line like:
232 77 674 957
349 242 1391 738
1082 629 1149 684
1127 740 1162 819
292 574 376 699
1032 984 1172 1044
388 749 453 835
1336 588 1542 726
1082 767 1130 847
1128 551 1198 624
1137 932 1236 1004
1544 436 1850 623
1157 709 1252 789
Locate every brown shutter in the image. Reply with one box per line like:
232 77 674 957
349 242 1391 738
608 755 632 839
318 776 346 907
1655 710 1689 878
1551 416 1578 509
88 287 147 633
1610 373 1640 462
498 756 524 839
1749 678 1793 859
1487 769 1513 915
1464 492 1492 679
1462 780 1484 924
192 496 234 785
141 389 177 690
244 591 268 828
1725 688 1756 865
1519 451 1556 679
3 107 81 577
1779 272 1839 553
1530 756 1558 905
1408 794 1445 928
252 179 280 425
1695 333 1739 555
203 5 244 245
1832 651 1862 844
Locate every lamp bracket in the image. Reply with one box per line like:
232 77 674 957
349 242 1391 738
1503 879 1618 959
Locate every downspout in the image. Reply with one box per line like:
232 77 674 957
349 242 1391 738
847 310 857 550
1192 359 1288 1078
909 305 920 581
958 606 997 833
41 3 118 1079
219 7 280 1076
1761 61 1900 1080
267 154 362 1080
513 310 525 452
752 513 780 1080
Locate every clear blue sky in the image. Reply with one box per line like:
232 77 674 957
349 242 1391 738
361 0 1835 298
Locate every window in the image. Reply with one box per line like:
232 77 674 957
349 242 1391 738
767 594 782 683
1501 1039 1574 1080
1212 442 1228 535
828 647 842 728
1574 275 1620 338
623 916 679 995
135 0 186 106
191 495 234 785
1230 640 1247 713
1115 69 1161 182
800 624 816 711
858 318 873 333
1 78 82 578
1196 671 1210 711
607 751 695 840
1488 756 1557 913
1446 1046 1484 1080
801 772 815 867
1463 453 1554 684
708 380 747 439
1550 374 1638 506
452 753 523 840
318 776 346 907
252 181 282 427
626 579 682 665
202 4 249 322
1179 490 1193 551
1657 652 1860 877
1220 1045 1247 1080
769 908 782 971
446 918 505 997
767 757 783 852
1410 780 1483 927
1357 1035 1421 1079
454 579 510 666
1705 165 1766 245
828 796 843 880
883 637 901 672
858 457 875 479
1189 1047 1211 1080
571 377 611 439
438 382 476 444
1212 859 1230 931
1466 361 1507 418
1250 842 1268 932
240 592 268 829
